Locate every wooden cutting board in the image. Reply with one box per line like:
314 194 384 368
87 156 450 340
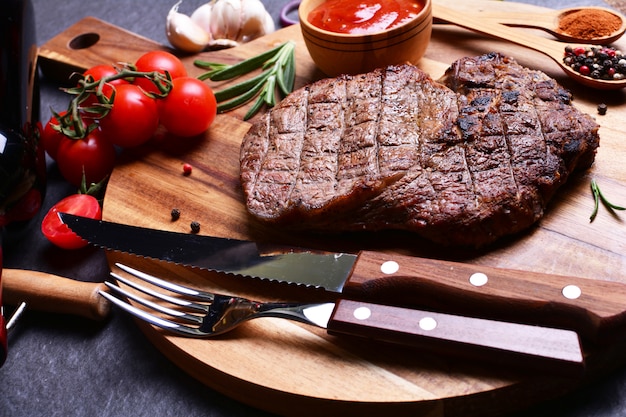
39 2 626 416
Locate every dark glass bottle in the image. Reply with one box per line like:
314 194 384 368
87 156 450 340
0 0 45 365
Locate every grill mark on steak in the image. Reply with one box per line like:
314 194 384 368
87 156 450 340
240 53 600 246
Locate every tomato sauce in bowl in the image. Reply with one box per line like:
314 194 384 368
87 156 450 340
307 0 426 34
299 0 432 76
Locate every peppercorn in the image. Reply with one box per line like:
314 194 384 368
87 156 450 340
190 221 201 233
171 208 181 221
597 103 608 115
183 163 192 176
563 45 626 80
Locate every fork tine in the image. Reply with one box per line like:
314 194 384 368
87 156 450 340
104 281 203 325
99 290 206 337
111 272 207 313
115 263 213 301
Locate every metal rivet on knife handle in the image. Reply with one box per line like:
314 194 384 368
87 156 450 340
469 272 489 287
353 307 371 320
419 316 437 331
562 285 582 300
380 261 399 274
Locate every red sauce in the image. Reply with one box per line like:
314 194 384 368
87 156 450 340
307 0 425 35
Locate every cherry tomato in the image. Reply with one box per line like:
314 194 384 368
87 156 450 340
99 84 159 147
81 64 128 107
133 51 187 94
41 113 66 160
56 128 116 187
41 194 102 249
41 111 93 160
158 77 217 137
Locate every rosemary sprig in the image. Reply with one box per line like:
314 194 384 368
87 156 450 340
589 179 625 222
194 41 296 120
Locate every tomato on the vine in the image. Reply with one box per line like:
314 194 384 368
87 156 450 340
56 128 116 187
41 111 94 161
158 77 217 137
82 64 128 107
41 194 102 249
41 112 67 160
133 50 187 94
99 83 159 147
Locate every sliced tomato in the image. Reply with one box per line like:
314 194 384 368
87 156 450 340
41 194 102 249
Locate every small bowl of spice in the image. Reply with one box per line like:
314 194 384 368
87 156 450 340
299 0 432 76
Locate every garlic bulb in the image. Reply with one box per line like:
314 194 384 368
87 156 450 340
208 0 241 41
166 1 211 53
189 3 213 35
166 0 275 52
238 0 275 43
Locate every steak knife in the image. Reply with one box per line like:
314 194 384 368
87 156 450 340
59 213 626 346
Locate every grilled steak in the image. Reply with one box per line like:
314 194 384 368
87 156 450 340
240 53 600 246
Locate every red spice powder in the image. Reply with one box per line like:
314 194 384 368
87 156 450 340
557 9 622 39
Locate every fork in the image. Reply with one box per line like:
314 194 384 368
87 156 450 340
102 263 332 337
101 263 586 375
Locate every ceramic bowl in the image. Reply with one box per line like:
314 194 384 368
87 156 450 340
299 0 433 76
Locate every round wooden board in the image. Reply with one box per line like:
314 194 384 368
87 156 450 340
80 1 626 415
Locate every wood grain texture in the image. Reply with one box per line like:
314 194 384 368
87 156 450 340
39 1 626 416
2 269 110 320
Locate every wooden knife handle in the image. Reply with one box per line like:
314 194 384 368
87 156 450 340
328 299 584 377
343 251 626 343
2 269 110 321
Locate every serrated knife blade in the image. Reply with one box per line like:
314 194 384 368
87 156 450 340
60 212 356 292
59 212 626 345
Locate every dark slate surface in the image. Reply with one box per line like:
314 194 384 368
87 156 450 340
2 1 625 416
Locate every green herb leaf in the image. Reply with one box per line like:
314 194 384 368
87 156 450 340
590 179 625 222
214 70 271 102
277 49 296 95
195 41 297 120
194 62 230 81
244 95 267 121
590 180 601 222
217 79 268 113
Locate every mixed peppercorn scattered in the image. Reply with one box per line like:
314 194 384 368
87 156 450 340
563 45 626 80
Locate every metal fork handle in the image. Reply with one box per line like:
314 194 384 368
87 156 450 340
203 296 325 335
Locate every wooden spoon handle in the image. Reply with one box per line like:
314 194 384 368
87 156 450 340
435 9 560 34
2 269 110 321
472 10 560 29
432 3 566 63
